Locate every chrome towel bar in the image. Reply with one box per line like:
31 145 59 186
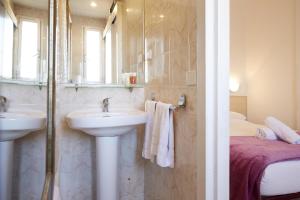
150 94 186 110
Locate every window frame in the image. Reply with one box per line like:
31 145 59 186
82 26 103 83
16 16 41 81
104 27 112 84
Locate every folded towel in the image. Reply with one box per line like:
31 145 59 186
256 127 278 140
142 100 157 159
265 117 300 144
150 102 174 168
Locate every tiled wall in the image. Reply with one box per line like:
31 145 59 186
55 86 146 200
0 83 47 200
144 0 197 199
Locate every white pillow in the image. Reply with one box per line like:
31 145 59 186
230 119 264 136
230 112 246 121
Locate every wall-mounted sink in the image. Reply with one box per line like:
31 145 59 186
66 109 147 200
0 111 46 200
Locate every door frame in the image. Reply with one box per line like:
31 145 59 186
196 0 230 199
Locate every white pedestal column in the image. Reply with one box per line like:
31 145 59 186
96 137 120 200
0 141 14 200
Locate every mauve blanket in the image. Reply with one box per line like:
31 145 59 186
230 136 300 200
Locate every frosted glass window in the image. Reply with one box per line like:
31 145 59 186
19 20 40 80
84 29 101 82
105 29 112 84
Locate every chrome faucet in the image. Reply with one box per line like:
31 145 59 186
0 96 7 112
102 97 111 112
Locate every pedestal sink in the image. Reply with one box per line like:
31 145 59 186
0 111 46 200
66 109 147 200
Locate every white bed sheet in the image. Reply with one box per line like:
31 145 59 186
261 160 300 196
230 119 300 196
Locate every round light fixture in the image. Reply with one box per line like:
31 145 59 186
90 1 97 8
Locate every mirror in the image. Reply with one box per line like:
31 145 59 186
0 0 48 86
0 0 48 199
66 0 145 87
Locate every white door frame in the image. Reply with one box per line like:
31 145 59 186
196 0 230 199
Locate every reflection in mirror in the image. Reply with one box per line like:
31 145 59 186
67 0 145 86
0 0 48 199
0 0 48 85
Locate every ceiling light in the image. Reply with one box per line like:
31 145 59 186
90 1 97 8
159 14 165 19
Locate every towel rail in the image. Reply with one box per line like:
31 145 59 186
150 94 186 110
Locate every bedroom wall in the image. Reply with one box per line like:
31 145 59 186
231 0 297 128
230 0 247 96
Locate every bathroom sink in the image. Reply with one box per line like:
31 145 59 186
0 111 46 200
66 109 147 200
0 111 46 142
66 109 147 137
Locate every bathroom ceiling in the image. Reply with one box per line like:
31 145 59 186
13 0 113 19
69 0 113 18
13 0 48 10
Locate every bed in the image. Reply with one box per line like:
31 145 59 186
230 117 300 200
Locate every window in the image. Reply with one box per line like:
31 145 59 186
18 18 40 80
84 28 101 82
105 28 112 84
0 4 13 79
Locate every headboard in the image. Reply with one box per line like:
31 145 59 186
230 96 247 117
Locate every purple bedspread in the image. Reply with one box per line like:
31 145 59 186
230 136 300 200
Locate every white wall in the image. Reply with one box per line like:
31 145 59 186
231 0 297 128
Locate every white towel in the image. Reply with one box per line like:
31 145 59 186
265 117 300 144
256 127 278 140
150 102 174 168
142 100 157 159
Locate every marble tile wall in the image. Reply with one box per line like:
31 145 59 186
55 86 146 200
0 83 47 200
144 0 197 199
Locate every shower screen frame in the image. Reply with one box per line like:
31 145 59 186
42 0 57 199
